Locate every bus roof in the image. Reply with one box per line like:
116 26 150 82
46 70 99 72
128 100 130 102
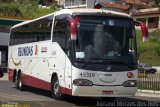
11 8 131 29
56 8 130 17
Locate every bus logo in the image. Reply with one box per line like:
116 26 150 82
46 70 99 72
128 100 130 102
106 66 111 71
108 20 114 26
35 45 38 55
18 46 33 56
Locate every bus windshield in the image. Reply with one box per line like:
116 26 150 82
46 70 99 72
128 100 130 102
74 16 137 71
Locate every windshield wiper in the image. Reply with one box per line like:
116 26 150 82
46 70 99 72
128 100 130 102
81 58 134 69
81 58 102 68
102 58 134 69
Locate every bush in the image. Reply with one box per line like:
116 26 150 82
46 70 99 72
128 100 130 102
0 3 22 16
0 1 57 18
151 29 160 41
137 31 160 66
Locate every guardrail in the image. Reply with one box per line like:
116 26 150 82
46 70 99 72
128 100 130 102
138 73 160 91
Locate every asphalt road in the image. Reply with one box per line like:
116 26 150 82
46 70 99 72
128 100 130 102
0 80 160 107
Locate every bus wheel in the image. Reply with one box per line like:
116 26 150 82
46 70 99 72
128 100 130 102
51 76 63 100
16 73 24 91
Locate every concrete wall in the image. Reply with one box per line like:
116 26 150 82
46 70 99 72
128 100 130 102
65 0 120 8
86 0 116 8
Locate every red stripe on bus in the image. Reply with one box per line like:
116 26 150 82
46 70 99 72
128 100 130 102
22 74 51 91
8 69 14 81
60 86 72 95
8 69 72 95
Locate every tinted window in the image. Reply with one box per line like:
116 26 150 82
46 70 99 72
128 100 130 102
53 17 70 50
10 15 53 46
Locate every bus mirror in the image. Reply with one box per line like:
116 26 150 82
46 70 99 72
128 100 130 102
135 21 149 42
140 23 148 42
70 17 80 40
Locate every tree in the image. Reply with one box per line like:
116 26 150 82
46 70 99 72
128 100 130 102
44 0 53 5
0 0 13 2
155 0 160 7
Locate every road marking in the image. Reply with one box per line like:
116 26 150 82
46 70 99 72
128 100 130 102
0 93 46 106
0 93 19 100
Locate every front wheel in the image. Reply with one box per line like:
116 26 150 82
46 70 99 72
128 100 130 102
51 76 63 100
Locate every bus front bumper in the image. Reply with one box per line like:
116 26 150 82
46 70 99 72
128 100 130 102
72 85 137 97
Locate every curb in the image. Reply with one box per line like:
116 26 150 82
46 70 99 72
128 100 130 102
136 92 160 98
138 89 160 93
136 90 160 98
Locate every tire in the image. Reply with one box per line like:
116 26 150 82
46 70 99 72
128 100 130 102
51 76 63 100
15 73 25 91
13 70 17 82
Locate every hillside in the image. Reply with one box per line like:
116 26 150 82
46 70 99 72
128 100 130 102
0 1 57 18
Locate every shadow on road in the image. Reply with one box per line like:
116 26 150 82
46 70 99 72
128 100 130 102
16 86 160 107
63 96 160 107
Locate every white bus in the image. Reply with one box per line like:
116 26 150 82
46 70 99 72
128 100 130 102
8 8 148 100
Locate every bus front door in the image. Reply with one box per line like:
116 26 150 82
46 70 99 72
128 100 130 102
64 56 72 95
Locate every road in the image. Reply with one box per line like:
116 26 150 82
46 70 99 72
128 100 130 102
0 80 160 107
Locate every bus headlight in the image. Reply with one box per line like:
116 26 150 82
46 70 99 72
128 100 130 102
73 79 93 86
122 80 137 87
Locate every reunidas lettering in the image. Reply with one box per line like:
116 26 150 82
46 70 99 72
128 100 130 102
18 46 33 56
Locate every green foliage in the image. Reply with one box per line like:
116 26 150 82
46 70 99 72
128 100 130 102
0 0 13 3
0 3 22 16
151 29 160 41
155 0 160 7
137 30 160 66
33 8 54 18
154 46 160 56
0 0 57 18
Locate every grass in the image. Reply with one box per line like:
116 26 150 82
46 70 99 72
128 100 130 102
0 2 56 18
33 8 55 18
136 31 160 66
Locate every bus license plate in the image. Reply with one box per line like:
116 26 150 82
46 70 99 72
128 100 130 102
102 90 113 95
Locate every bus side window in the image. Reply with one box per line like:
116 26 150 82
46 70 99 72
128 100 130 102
53 18 70 53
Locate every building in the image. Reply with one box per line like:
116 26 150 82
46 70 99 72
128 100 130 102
94 0 152 15
94 2 130 13
64 0 159 30
64 0 119 8
0 17 29 71
133 8 160 30
55 0 65 6
93 0 159 30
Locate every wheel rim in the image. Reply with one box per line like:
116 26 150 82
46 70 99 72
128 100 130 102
19 79 22 88
53 80 60 95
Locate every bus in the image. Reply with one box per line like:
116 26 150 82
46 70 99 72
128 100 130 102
8 8 148 100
